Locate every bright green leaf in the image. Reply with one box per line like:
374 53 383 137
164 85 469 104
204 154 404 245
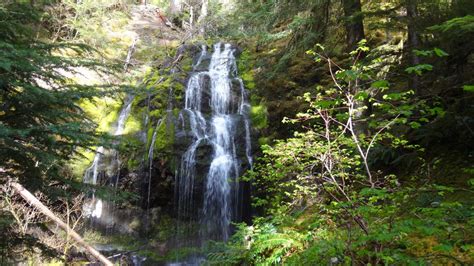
371 80 389 89
463 85 474 92
355 91 369 100
433 47 449 57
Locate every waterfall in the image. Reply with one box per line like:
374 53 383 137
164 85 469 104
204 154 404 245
175 43 252 242
193 45 207 71
83 96 134 219
147 118 163 210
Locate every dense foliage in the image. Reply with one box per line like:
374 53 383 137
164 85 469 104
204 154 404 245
204 0 474 264
208 42 474 264
0 1 115 262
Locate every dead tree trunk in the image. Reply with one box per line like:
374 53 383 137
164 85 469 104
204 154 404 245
124 37 137 72
196 0 209 35
197 0 208 24
10 181 113 266
169 0 183 16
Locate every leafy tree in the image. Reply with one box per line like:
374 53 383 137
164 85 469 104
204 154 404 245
208 41 474 265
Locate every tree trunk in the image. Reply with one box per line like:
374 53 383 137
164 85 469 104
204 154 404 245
198 0 209 24
407 0 421 94
10 181 113 266
124 38 137 72
169 0 183 16
342 0 368 134
189 5 194 27
342 0 366 49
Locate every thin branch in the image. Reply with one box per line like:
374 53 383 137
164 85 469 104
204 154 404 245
365 114 400 159
346 94 374 187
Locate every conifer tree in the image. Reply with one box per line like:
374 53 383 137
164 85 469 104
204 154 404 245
0 1 112 260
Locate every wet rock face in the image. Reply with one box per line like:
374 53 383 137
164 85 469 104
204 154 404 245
172 43 253 241
146 158 175 207
84 43 254 241
107 43 253 235
193 54 212 72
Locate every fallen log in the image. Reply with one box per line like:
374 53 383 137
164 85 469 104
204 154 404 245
10 181 113 266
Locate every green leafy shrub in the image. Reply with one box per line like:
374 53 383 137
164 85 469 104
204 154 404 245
210 41 474 265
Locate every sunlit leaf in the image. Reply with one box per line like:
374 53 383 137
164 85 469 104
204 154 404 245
433 47 449 57
371 80 389 89
463 85 474 92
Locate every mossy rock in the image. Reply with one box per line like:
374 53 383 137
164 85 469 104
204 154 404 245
250 104 268 129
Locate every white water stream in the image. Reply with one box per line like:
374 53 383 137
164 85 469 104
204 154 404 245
176 43 252 241
83 96 133 218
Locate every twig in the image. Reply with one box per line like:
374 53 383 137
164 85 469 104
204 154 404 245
365 114 400 159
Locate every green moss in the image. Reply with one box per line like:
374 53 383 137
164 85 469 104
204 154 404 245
181 57 193 72
153 117 175 154
134 46 165 62
69 148 96 180
258 137 271 146
150 109 165 119
145 70 166 89
238 51 256 90
79 96 121 133
137 250 165 262
158 76 174 90
174 81 185 94
147 125 155 147
123 111 141 135
69 95 123 181
73 92 145 177
173 108 181 116
250 104 268 129
127 158 140 170
241 71 256 89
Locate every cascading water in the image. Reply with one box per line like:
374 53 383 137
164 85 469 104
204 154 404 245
83 96 134 219
80 42 251 265
175 43 252 242
147 118 163 210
